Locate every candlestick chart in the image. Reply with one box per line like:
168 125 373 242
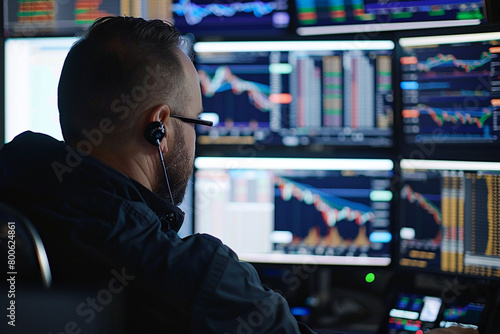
272 170 391 257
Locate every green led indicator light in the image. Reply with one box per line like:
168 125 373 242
365 273 375 283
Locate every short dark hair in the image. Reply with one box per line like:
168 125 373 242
58 16 190 145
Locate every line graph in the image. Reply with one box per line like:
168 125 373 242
198 66 272 112
417 51 492 73
173 0 281 25
417 104 492 128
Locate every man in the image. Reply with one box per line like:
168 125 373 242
0 16 316 333
0 16 480 334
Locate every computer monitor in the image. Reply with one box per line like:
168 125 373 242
295 0 486 36
194 40 395 147
172 0 291 37
398 159 500 279
4 37 77 143
399 30 500 146
193 157 394 266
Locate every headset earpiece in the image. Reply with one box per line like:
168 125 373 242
144 121 174 205
144 121 166 146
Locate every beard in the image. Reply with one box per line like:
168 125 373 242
155 125 194 205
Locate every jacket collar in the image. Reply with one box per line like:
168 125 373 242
131 180 185 233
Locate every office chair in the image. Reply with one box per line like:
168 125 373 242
0 201 52 288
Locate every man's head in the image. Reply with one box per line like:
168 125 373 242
58 16 203 204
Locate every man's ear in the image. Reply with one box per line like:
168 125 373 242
148 104 171 124
147 104 171 153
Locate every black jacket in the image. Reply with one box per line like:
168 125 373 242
0 131 316 334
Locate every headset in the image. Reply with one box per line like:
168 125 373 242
144 121 174 205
